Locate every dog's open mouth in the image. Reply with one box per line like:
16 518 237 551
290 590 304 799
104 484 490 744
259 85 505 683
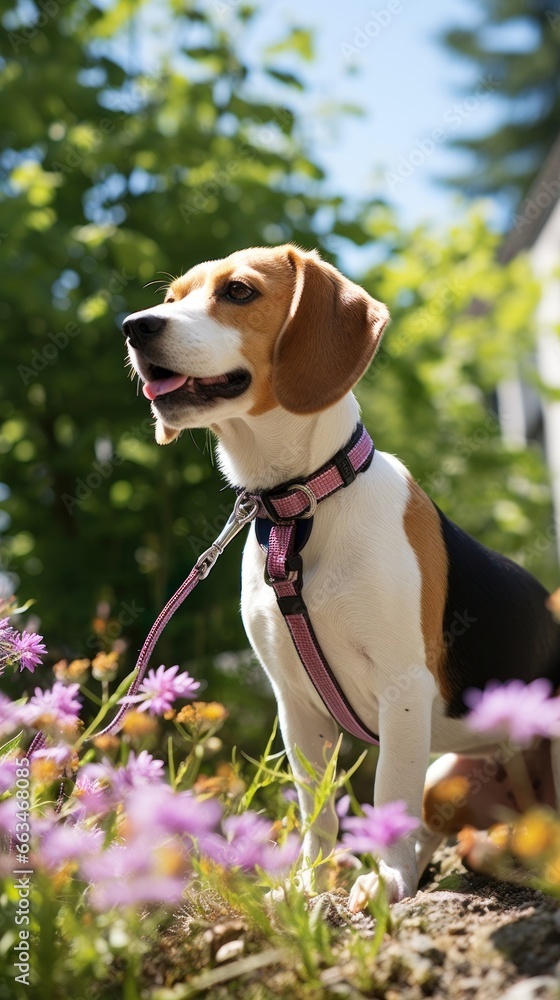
142 365 251 403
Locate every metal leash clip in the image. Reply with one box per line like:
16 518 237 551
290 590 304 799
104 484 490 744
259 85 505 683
195 492 260 580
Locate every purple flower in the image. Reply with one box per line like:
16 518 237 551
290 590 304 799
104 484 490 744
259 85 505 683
336 794 351 818
0 619 17 673
340 801 419 856
21 682 81 729
0 798 19 837
464 678 560 746
81 836 188 910
0 693 23 738
0 759 17 794
32 743 74 767
120 664 200 716
39 824 104 869
87 873 185 910
113 751 165 796
73 770 114 818
125 784 222 839
12 631 47 673
201 811 301 874
74 753 165 816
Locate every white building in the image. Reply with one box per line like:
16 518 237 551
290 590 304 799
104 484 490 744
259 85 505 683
497 134 560 561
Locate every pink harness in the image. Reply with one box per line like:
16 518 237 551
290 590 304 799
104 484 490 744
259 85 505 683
94 424 379 743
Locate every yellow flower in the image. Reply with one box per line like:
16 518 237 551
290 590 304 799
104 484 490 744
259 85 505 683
68 658 91 680
487 823 511 851
176 701 229 733
194 762 245 798
93 734 121 753
31 758 62 785
53 659 69 681
511 809 557 859
53 658 90 682
152 843 187 878
121 710 158 738
91 651 120 681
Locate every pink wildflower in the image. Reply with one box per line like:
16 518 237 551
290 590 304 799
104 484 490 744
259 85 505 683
464 678 560 747
120 664 200 716
340 801 419 856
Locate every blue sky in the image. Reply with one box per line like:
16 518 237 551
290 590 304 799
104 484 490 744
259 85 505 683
225 0 532 245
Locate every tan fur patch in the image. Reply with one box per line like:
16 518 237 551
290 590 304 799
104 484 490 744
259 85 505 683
423 775 473 833
404 478 451 702
206 249 296 416
165 244 388 416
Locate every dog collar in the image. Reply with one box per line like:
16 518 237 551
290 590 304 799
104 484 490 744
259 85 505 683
250 423 374 524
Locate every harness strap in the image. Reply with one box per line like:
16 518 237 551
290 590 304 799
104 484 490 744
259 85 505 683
255 424 379 745
262 521 379 744
90 424 378 744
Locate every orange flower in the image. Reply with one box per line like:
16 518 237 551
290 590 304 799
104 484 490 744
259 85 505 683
91 651 119 681
53 658 90 682
194 762 245 798
93 734 121 753
511 809 557 859
121 710 158 738
176 701 228 733
68 658 91 680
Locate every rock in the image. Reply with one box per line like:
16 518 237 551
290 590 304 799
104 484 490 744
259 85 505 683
214 939 245 964
498 976 560 999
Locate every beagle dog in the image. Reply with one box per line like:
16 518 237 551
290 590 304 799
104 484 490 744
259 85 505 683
122 244 560 912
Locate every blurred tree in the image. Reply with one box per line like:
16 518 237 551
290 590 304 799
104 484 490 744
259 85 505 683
440 0 560 205
0 0 555 759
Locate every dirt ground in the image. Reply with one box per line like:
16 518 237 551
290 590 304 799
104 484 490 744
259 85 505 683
319 844 560 1000
145 844 560 999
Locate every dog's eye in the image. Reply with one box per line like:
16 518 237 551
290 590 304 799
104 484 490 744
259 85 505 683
225 281 255 302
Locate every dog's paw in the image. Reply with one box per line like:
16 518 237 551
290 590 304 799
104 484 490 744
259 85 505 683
347 863 414 913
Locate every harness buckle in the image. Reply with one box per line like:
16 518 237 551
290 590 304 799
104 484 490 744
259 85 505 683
264 551 303 587
195 492 259 580
262 482 318 523
332 449 357 486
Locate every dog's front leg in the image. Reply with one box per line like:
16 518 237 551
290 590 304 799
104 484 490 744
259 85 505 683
274 683 339 893
348 679 434 912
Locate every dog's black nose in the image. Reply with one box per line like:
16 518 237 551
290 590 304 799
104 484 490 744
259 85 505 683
122 313 166 349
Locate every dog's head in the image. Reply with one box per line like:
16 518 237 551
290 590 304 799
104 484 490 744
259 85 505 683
122 244 389 444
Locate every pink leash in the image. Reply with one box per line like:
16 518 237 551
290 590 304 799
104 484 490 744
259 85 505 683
91 424 379 744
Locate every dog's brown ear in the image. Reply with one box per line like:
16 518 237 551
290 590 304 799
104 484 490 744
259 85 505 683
272 248 389 414
155 419 180 445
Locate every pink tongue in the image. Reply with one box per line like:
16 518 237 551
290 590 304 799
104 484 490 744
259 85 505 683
143 373 188 400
